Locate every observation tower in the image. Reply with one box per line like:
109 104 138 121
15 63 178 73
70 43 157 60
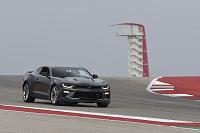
112 23 149 77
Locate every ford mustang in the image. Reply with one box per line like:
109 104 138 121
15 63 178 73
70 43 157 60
22 66 111 107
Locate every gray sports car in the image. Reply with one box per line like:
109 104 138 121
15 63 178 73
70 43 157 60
22 66 111 107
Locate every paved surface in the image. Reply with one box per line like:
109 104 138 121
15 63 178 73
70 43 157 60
0 75 200 132
0 110 198 133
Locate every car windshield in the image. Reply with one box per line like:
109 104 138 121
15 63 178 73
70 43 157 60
51 67 92 78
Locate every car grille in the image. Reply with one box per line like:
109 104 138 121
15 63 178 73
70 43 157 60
73 92 103 100
75 85 102 90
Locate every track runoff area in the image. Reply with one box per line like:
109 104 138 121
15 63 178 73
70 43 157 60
0 76 200 131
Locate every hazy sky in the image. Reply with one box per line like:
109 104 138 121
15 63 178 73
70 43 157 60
0 0 200 76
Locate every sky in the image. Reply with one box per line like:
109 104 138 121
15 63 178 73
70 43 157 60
0 0 200 76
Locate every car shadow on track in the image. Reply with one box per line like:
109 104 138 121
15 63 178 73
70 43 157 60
33 101 99 108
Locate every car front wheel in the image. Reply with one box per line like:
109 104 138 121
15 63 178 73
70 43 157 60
23 83 35 103
50 86 60 105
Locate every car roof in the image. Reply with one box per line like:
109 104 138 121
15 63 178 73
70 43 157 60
41 66 84 69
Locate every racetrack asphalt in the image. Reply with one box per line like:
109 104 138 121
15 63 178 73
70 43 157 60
0 75 200 132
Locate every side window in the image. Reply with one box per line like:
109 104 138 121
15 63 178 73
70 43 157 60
40 67 50 76
35 67 42 75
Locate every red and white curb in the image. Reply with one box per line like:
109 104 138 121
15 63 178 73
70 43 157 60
146 77 200 100
0 104 200 128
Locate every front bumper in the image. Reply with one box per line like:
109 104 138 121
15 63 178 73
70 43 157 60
58 88 111 103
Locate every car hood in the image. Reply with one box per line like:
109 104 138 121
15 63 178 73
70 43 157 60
60 77 107 86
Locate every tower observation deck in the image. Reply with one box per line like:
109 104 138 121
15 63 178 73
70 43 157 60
112 23 149 77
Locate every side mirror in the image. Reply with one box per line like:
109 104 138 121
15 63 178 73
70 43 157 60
92 74 98 79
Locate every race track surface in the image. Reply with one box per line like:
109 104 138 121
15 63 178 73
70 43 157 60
0 75 200 132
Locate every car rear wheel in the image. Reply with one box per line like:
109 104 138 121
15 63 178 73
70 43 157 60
50 86 60 105
23 83 35 102
97 103 109 108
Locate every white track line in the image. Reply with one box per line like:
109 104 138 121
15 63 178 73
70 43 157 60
151 86 174 89
146 77 160 94
152 80 171 85
151 89 174 91
162 94 193 97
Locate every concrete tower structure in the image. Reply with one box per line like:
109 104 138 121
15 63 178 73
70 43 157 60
112 23 149 77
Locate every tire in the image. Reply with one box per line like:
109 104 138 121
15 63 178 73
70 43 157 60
50 86 60 105
97 103 109 108
23 83 35 103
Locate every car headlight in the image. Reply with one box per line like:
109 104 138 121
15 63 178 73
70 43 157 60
62 84 74 89
102 85 110 90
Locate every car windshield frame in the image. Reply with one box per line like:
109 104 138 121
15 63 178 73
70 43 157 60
51 67 92 78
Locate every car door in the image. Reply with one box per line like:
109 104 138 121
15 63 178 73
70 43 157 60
34 67 51 99
31 67 42 93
